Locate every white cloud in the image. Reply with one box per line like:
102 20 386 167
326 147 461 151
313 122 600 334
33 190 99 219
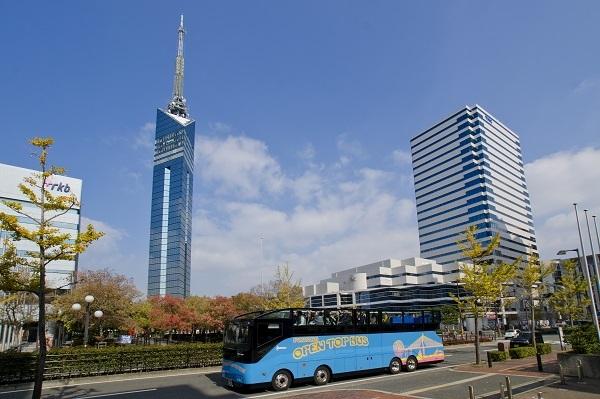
392 149 412 165
526 147 600 259
78 217 146 291
572 78 600 95
297 143 316 162
526 147 600 218
132 122 155 150
336 133 365 158
190 136 419 295
195 135 286 198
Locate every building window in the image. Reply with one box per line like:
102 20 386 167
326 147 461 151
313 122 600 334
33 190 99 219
159 167 171 296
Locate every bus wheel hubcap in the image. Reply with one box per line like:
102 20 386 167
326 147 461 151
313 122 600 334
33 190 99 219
316 370 327 382
391 361 400 372
408 359 416 370
276 374 288 388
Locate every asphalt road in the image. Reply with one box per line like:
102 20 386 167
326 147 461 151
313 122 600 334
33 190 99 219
0 343 554 399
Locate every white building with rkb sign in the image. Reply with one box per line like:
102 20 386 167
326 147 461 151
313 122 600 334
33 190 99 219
0 162 83 350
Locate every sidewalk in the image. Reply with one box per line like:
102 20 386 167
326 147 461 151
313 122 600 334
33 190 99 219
454 353 559 377
514 377 600 399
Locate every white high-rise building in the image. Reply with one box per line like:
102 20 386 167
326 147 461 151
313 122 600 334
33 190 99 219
0 163 82 289
411 105 538 267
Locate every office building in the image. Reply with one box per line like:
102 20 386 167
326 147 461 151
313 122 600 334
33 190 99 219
0 163 82 289
147 16 195 298
303 257 467 311
0 162 82 350
410 105 538 267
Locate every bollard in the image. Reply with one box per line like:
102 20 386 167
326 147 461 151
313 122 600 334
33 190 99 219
487 351 493 368
537 392 543 399
468 385 475 399
505 375 513 399
577 359 583 381
499 383 506 399
559 364 566 385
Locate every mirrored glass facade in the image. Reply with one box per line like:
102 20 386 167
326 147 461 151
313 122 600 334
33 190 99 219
147 109 195 298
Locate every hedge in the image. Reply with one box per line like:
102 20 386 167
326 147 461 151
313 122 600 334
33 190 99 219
564 325 600 354
509 346 537 359
0 343 223 385
489 350 508 361
537 343 552 355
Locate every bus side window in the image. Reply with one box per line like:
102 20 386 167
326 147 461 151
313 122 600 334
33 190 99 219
293 310 310 326
339 310 353 326
370 311 379 327
355 310 368 333
405 311 422 331
256 321 282 347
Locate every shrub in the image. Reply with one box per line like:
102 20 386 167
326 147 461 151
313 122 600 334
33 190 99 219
489 350 508 361
509 346 537 359
0 342 223 385
564 325 600 354
537 343 552 355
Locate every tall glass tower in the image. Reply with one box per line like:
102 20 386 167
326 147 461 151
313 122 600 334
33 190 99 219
411 105 538 267
147 16 194 298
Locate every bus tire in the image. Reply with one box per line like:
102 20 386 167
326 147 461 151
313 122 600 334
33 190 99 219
404 356 418 372
313 365 331 385
272 369 292 391
388 357 402 374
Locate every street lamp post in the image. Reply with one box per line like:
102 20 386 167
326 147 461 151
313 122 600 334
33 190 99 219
557 248 600 342
71 295 103 348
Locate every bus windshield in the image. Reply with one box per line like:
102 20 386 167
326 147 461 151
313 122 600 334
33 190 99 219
224 321 250 347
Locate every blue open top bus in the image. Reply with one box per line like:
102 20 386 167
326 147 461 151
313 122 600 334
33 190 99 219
222 308 444 391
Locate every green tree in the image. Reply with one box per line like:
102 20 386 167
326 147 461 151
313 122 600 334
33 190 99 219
451 226 518 364
439 304 461 331
130 300 152 342
231 292 264 314
0 292 37 348
252 264 305 309
549 259 591 326
0 137 103 399
514 255 555 354
52 269 141 339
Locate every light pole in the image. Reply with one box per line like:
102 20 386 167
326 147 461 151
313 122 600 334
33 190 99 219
584 210 600 303
72 295 103 348
557 247 600 342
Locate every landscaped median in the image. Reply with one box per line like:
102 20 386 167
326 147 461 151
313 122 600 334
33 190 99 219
488 343 552 362
0 343 223 385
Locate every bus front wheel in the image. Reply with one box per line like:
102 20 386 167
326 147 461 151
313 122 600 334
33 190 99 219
272 370 292 391
388 357 402 374
313 365 331 385
404 356 418 372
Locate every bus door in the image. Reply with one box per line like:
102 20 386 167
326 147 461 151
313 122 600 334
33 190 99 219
326 309 356 373
354 310 380 370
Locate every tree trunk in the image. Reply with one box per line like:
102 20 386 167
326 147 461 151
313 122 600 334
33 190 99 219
32 277 46 398
531 290 537 353
474 312 480 364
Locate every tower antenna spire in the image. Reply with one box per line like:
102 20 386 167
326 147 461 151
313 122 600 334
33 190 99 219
167 14 188 118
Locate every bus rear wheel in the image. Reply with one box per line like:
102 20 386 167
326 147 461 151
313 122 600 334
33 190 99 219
272 370 292 391
388 357 402 374
404 356 418 372
313 365 331 385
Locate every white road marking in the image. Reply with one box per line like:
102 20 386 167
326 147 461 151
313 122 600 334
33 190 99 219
0 369 220 395
401 374 489 395
246 363 470 398
74 389 157 398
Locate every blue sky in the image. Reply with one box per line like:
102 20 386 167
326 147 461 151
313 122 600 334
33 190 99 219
1 1 599 295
